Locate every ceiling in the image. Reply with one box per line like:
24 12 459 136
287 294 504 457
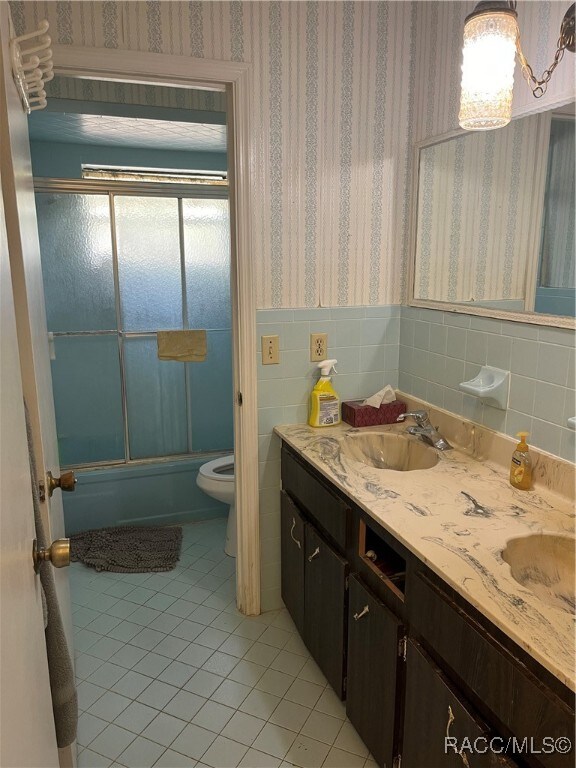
28 112 227 153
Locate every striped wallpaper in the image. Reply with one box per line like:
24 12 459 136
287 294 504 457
10 0 415 309
10 2 574 310
414 112 548 304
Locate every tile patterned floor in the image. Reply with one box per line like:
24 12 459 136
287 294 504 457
72 519 374 768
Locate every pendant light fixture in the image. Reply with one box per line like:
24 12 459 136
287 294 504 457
459 1 575 131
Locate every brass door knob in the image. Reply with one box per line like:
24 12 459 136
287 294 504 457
33 538 70 572
46 470 77 498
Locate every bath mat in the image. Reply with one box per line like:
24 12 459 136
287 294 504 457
70 525 183 573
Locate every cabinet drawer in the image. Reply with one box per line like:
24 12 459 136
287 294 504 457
281 445 349 550
409 572 574 768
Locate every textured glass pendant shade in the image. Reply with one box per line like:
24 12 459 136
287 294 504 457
459 9 518 130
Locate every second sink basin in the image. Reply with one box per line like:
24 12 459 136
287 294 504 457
501 533 575 613
340 431 439 472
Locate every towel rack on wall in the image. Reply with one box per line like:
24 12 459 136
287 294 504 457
9 18 53 114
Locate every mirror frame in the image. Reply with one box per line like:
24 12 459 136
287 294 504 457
407 107 576 330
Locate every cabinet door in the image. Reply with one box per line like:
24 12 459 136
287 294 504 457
304 523 348 698
346 575 404 768
403 641 520 768
280 491 305 636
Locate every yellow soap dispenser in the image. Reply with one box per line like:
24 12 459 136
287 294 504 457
308 359 341 427
509 432 532 490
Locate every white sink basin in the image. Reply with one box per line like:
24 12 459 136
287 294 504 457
501 533 575 613
340 431 439 472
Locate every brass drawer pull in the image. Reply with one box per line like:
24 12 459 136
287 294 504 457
353 605 370 621
290 518 301 549
308 546 320 562
446 705 471 768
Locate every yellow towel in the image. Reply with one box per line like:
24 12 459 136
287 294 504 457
157 330 207 362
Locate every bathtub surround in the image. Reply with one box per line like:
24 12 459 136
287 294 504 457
63 459 228 537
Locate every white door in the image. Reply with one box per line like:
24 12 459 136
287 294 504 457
0 174 59 766
0 4 73 649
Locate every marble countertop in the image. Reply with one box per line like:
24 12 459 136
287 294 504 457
274 422 575 692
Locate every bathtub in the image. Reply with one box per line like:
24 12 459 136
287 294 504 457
62 456 228 535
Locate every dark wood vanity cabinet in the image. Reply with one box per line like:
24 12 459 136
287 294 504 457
279 456 349 698
347 574 404 768
303 523 348 698
280 491 305 636
279 443 574 768
281 491 348 698
403 640 520 768
408 570 574 768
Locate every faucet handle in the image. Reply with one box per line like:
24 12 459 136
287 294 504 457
396 410 430 427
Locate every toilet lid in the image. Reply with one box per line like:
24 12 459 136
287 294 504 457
199 454 235 481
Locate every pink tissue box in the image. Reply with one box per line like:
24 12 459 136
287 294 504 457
341 399 406 428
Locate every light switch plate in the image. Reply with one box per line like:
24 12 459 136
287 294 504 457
262 335 280 364
310 333 328 361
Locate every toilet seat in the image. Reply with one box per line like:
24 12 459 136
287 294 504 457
198 454 234 482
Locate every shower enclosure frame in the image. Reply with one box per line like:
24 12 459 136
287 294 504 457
49 45 260 617
35 177 231 468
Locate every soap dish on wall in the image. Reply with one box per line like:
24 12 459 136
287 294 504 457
459 366 510 410
568 417 576 431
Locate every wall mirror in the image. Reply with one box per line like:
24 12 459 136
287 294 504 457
409 101 575 328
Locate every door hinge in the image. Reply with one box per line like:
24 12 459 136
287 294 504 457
345 575 349 590
237 391 243 406
398 636 407 661
393 753 402 768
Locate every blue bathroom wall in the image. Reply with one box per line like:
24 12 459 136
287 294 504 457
63 457 228 535
30 140 227 180
535 287 576 318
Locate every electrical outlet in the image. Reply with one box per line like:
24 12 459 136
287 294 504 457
310 333 328 361
261 335 280 364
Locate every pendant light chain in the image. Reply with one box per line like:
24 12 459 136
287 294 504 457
517 32 568 98
515 4 575 99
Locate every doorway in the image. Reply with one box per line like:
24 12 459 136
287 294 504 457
48 46 260 616
31 74 239 586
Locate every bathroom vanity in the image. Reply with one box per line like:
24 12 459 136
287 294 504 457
275 419 575 768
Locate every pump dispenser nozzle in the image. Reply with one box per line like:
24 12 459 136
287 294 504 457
318 359 338 376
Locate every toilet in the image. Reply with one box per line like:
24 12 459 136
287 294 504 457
197 455 236 557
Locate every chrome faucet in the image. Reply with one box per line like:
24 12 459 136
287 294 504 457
396 410 452 451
